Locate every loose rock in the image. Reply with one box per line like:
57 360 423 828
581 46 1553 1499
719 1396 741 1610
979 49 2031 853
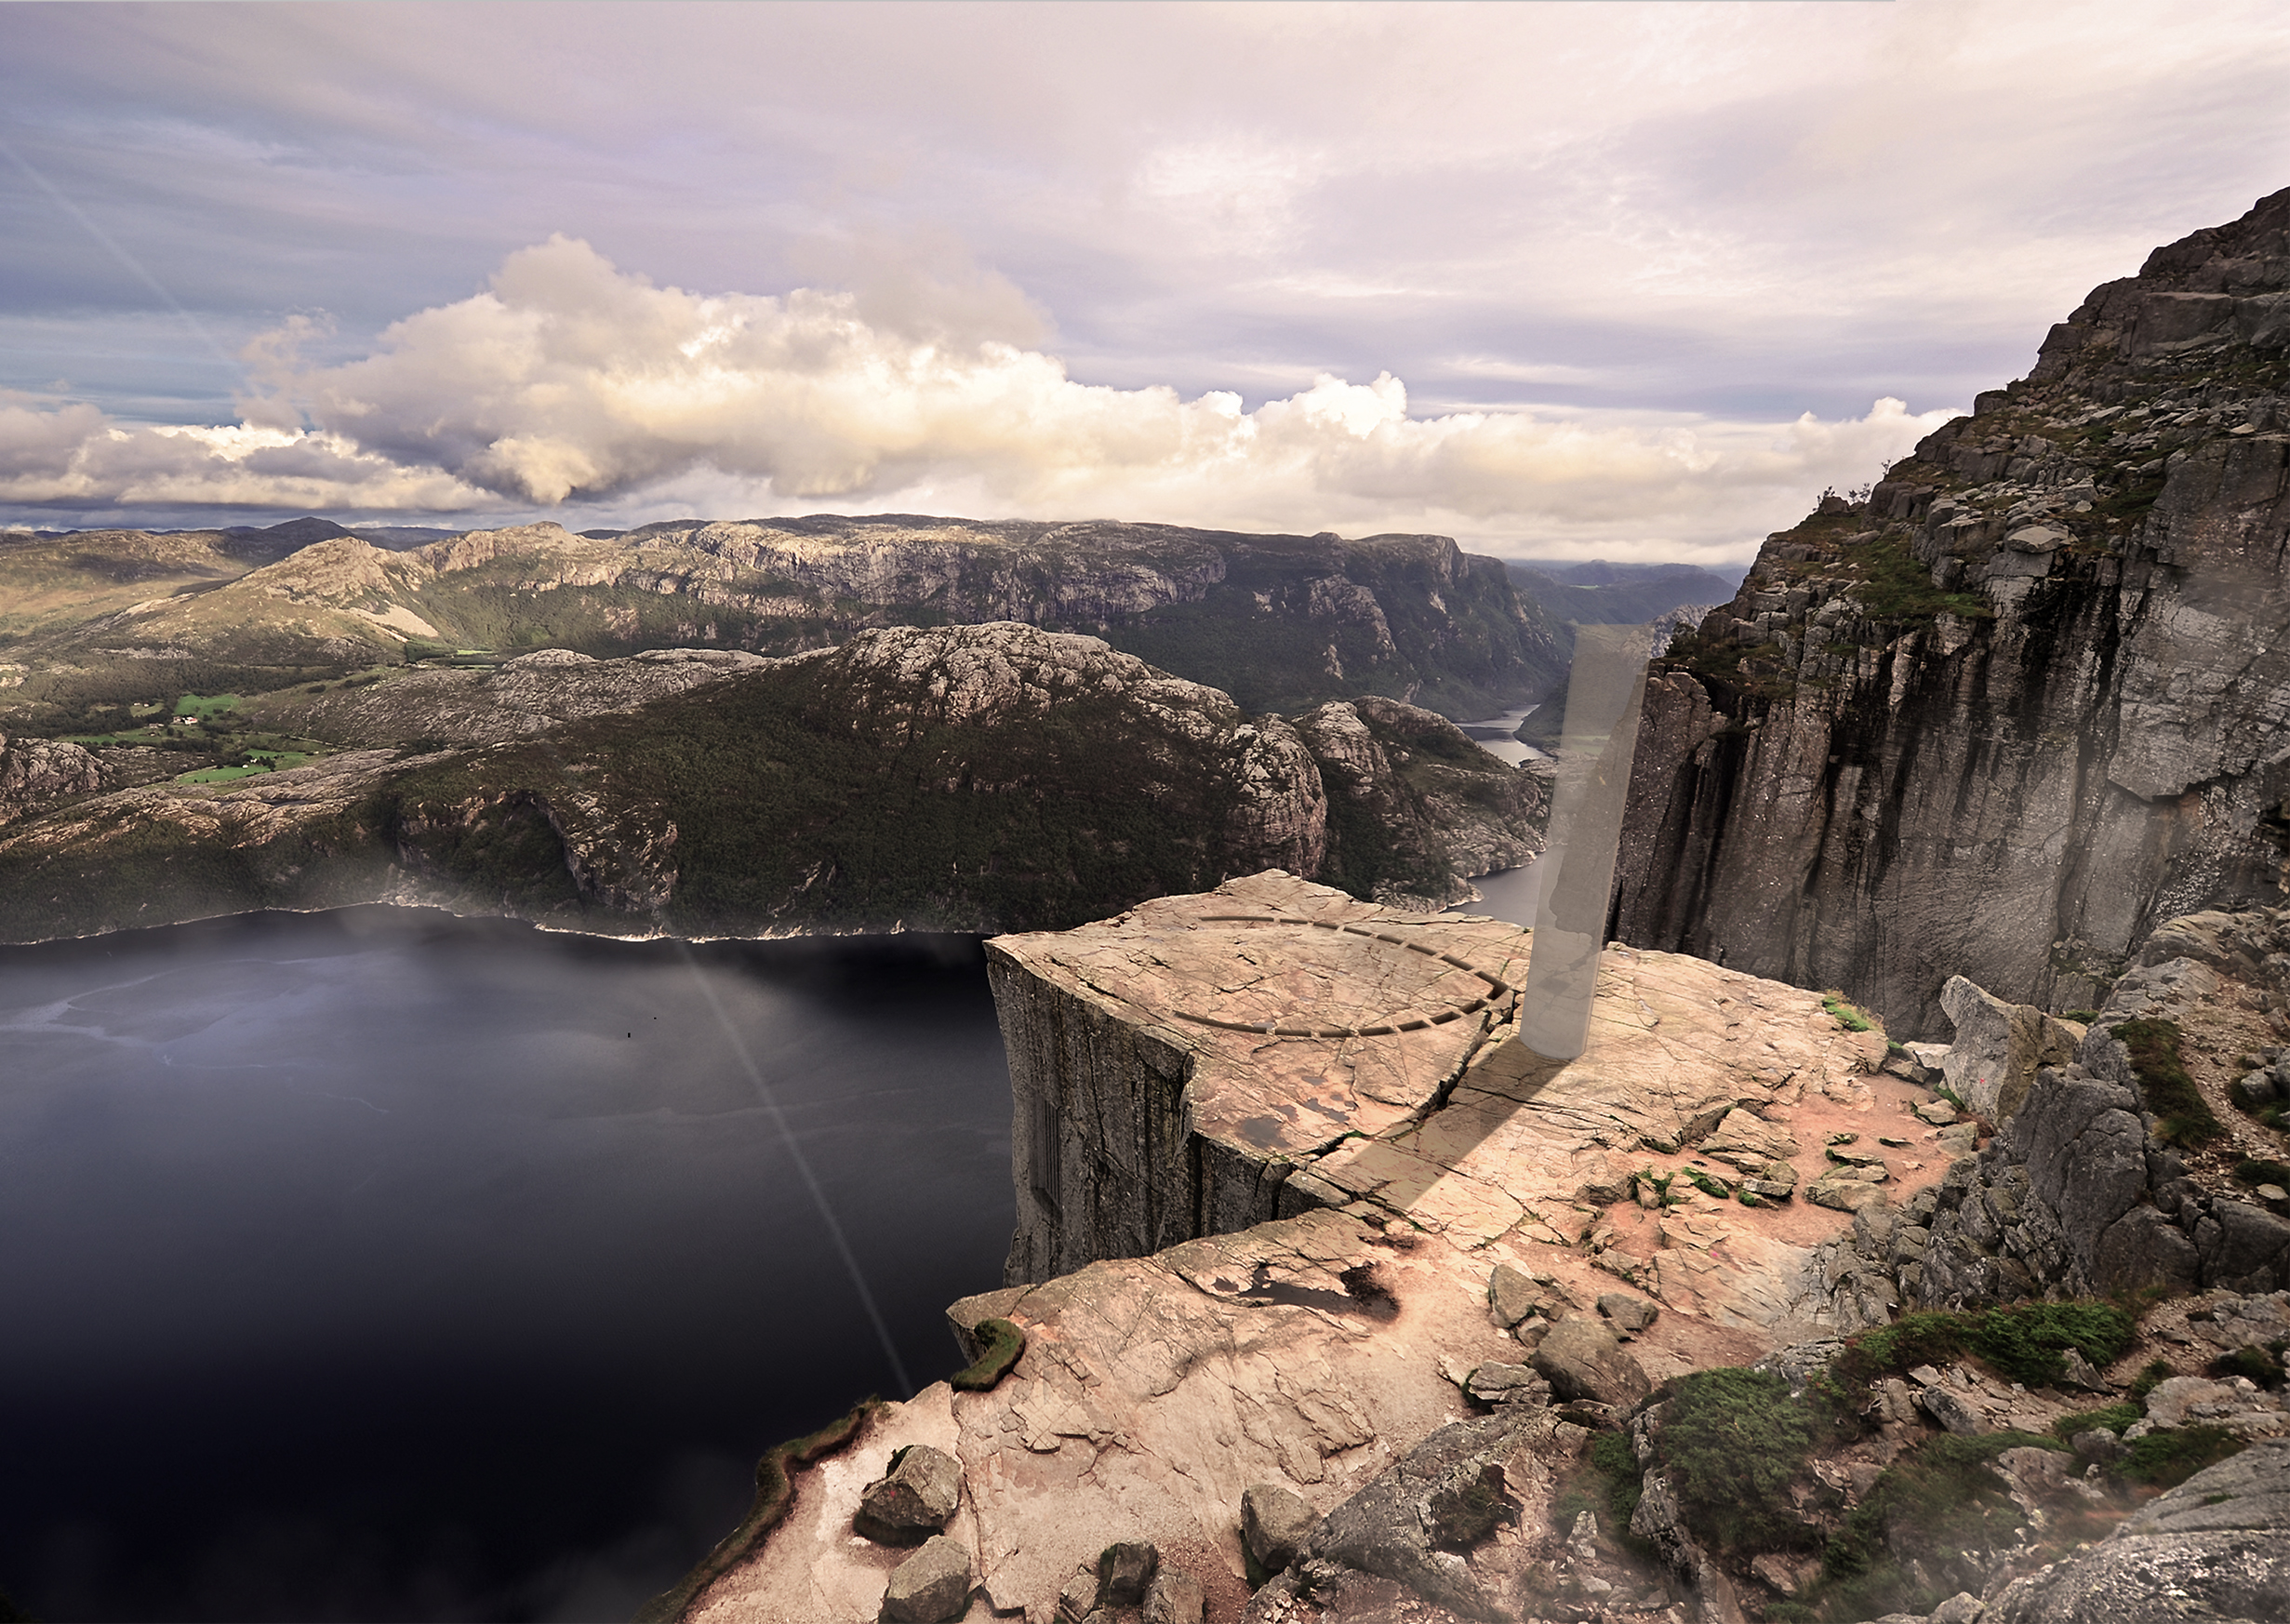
856 1444 964 1545
1242 1482 1316 1575
1530 1314 1653 1407
881 1535 972 1624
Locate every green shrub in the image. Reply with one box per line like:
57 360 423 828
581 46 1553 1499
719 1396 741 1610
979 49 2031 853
1822 995 1875 1032
2131 1359 2174 1399
1832 1302 2135 1394
1964 1302 2137 1386
2120 1426 2243 1487
2114 1018 2226 1148
1662 1367 1820 1551
2049 1402 2142 1441
2233 1158 2290 1187
2207 1342 2285 1390
1588 1429 1645 1526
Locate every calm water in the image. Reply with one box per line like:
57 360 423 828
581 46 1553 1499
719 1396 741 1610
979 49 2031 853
0 908 1015 1622
1454 703 1544 926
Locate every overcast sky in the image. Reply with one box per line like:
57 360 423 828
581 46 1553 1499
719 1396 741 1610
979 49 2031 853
1 1 2284 563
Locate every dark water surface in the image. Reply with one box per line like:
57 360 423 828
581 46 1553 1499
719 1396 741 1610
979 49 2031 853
0 908 1015 1622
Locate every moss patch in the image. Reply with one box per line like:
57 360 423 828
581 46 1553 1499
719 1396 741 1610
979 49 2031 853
2114 1018 2226 1149
951 1317 1026 1391
633 1396 885 1624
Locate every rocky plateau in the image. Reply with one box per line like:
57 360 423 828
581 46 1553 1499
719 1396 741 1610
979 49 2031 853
661 873 2290 1624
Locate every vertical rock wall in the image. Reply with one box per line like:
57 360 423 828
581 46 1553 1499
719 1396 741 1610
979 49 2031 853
1612 186 2290 1037
988 945 1289 1285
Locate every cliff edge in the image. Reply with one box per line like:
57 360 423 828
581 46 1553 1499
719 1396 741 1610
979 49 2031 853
1612 187 2290 1037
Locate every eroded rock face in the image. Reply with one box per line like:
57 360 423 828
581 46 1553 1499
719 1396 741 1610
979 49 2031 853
1983 1439 2290 1624
1920 912 2290 1306
1291 698 1547 912
0 733 105 821
1612 186 2290 1038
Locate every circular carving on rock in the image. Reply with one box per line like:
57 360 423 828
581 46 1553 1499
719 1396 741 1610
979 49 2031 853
1170 913 1517 1038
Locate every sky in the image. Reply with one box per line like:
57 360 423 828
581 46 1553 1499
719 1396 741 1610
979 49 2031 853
1 2 2285 565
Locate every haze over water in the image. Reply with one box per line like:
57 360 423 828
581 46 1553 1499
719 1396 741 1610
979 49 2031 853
0 908 1015 1621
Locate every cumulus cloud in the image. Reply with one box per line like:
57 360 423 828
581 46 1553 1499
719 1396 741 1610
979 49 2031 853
4 238 1953 556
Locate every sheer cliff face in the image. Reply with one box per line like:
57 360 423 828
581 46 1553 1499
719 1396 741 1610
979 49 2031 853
1613 186 2290 1038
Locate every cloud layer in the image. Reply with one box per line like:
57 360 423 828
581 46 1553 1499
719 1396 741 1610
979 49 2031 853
6 237 1949 559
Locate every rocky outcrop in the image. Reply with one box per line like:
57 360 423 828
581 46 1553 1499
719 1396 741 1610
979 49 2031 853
1293 697 1547 911
986 870 1899 1297
1612 187 2290 1038
1982 1439 2290 1624
0 732 104 821
1936 978 2085 1123
1919 911 2290 1308
684 874 1949 1623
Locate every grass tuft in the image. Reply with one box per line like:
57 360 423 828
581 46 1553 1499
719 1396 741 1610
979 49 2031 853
951 1317 1026 1391
2113 1018 2226 1148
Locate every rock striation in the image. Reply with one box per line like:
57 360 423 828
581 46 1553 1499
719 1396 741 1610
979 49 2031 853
1612 187 2290 1038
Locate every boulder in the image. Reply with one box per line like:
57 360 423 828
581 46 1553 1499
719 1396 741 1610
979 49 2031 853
1142 1567 1205 1624
1306 1414 1528 1621
1596 1292 1659 1336
1530 1315 1653 1407
1983 1440 2290 1624
881 1535 973 1624
855 1444 964 1545
1053 1565 1098 1624
1808 1172 1890 1213
1917 1384 1989 1436
1242 1482 1316 1574
1464 1361 1551 1405
1939 977 2084 1123
1486 1262 1543 1329
1098 1541 1159 1605
2144 1375 2243 1428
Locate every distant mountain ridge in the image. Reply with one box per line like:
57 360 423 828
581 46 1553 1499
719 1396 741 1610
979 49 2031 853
0 514 1571 730
1502 558 1743 625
